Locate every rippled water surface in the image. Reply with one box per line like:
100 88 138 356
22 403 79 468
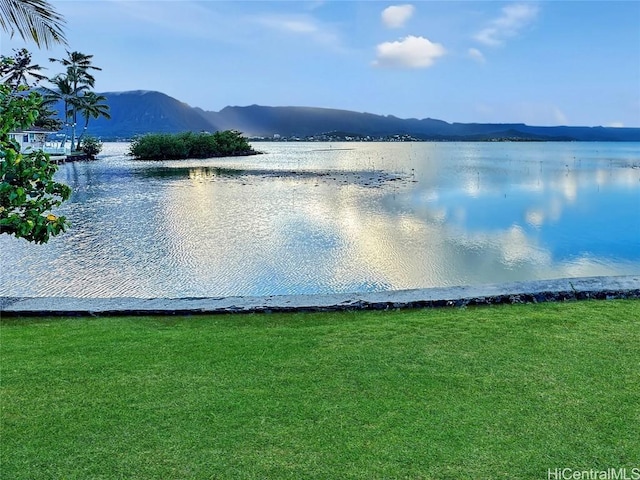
2 142 639 298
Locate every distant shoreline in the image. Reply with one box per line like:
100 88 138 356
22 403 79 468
96 136 640 144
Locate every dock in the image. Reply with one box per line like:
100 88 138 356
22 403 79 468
49 152 92 164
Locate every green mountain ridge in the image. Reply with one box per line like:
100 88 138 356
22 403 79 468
62 90 640 141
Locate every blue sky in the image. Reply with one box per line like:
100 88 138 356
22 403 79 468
2 1 639 127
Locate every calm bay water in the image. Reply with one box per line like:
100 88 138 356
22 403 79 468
1 141 639 298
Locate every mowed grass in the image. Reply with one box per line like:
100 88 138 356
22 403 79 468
1 300 639 479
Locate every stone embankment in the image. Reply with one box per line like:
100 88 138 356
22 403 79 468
1 275 638 317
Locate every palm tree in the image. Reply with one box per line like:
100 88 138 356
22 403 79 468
0 0 66 48
33 101 62 130
49 51 102 150
49 51 101 88
0 47 47 91
76 91 110 145
41 73 87 148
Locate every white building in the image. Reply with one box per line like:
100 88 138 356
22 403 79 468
8 128 69 155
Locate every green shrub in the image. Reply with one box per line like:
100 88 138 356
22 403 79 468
80 136 103 158
0 84 71 244
129 130 256 160
211 129 253 155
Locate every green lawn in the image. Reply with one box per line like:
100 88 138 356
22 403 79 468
1 300 639 479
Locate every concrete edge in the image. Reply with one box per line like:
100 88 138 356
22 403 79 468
1 275 639 317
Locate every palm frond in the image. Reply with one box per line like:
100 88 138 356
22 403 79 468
0 0 67 48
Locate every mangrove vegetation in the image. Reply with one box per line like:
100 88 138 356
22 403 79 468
129 130 259 160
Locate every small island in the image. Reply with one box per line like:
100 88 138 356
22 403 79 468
129 130 261 160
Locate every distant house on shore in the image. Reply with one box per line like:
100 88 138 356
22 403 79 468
8 128 69 155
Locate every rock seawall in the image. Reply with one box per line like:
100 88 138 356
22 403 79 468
1 275 638 317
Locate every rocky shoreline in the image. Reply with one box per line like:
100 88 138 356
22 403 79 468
1 275 638 317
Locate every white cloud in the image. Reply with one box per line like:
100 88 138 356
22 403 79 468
255 14 342 49
474 3 539 46
278 19 319 34
372 35 446 68
101 1 219 39
381 4 415 28
607 122 624 128
468 48 486 63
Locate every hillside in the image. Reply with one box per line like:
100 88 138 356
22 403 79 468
75 90 213 139
197 105 453 138
62 90 640 141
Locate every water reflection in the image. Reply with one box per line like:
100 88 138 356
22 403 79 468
136 164 412 189
136 166 247 180
1 142 638 298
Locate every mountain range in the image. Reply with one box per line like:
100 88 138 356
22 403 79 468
70 90 640 142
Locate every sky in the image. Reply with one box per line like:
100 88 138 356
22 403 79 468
1 0 639 127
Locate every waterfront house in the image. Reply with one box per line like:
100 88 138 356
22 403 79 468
8 128 69 156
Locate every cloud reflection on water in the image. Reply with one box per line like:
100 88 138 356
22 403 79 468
0 142 638 297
